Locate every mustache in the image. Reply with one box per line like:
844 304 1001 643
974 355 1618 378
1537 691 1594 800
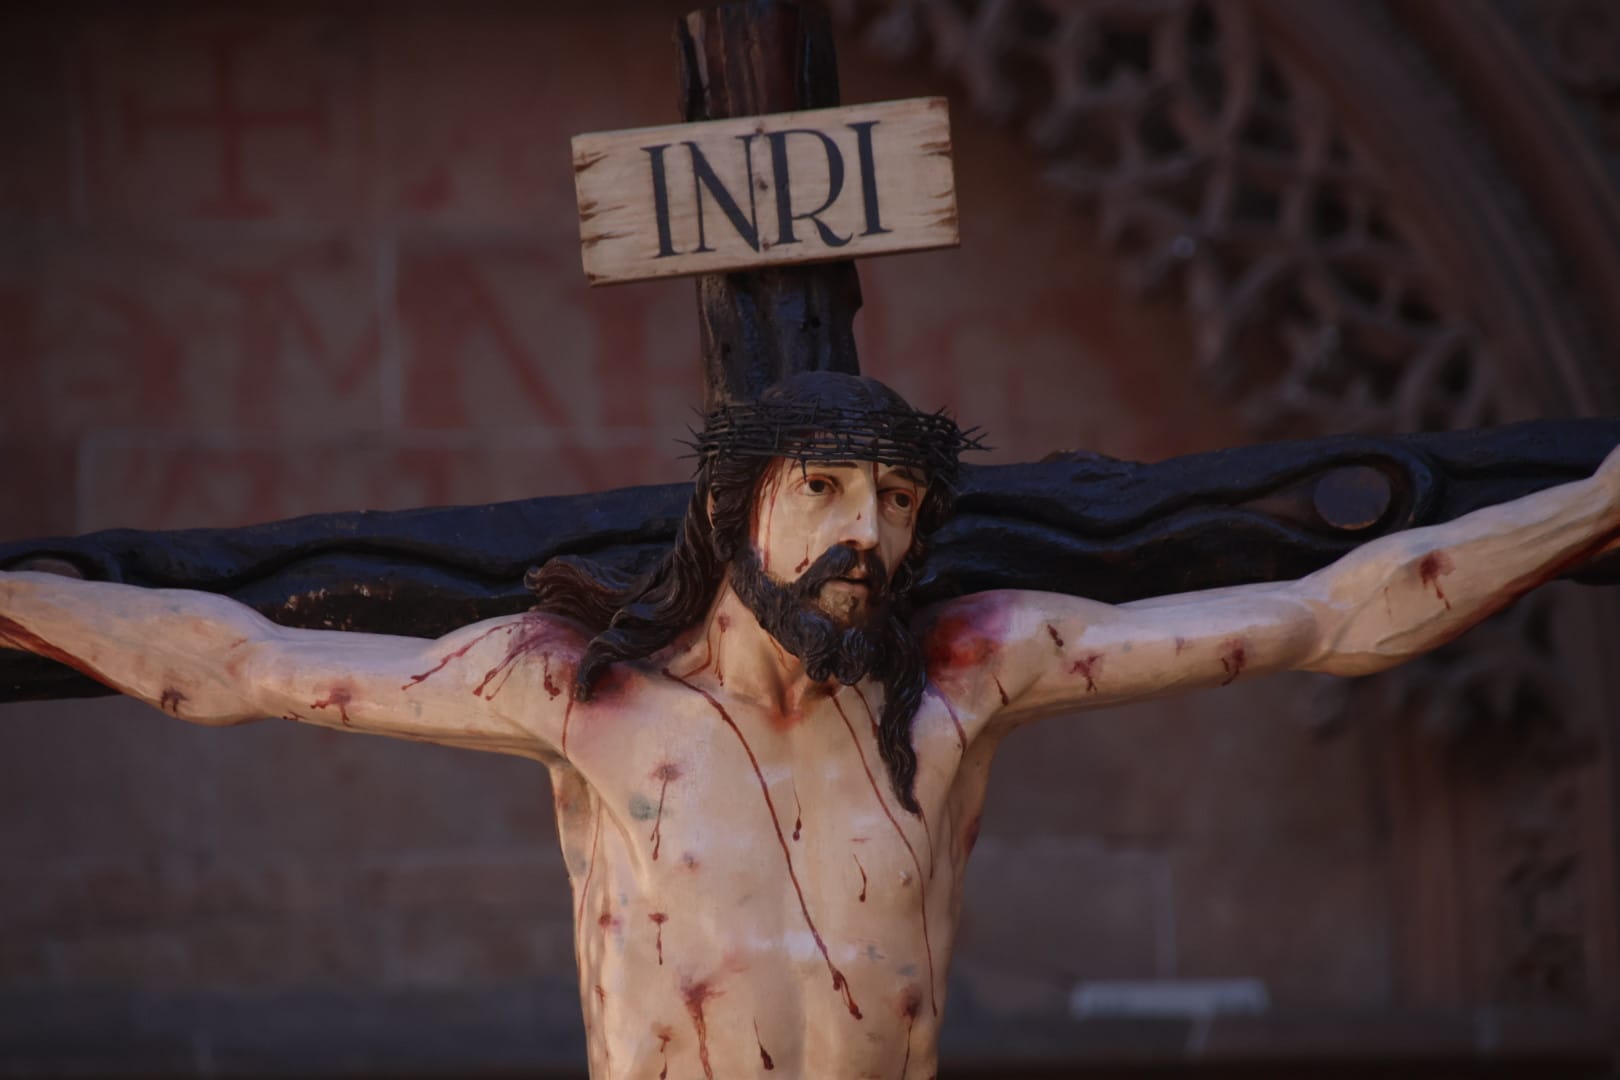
791 546 889 599
727 544 895 685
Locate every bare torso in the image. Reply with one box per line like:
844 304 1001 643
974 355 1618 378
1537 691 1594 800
553 640 994 1080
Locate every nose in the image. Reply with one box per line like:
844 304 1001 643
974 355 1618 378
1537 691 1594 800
838 498 880 551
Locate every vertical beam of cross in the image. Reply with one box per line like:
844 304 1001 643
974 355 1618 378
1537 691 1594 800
675 2 865 406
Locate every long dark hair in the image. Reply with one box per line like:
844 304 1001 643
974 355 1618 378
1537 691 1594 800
526 374 958 814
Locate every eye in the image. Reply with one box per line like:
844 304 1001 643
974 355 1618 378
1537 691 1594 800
803 476 835 496
882 489 917 513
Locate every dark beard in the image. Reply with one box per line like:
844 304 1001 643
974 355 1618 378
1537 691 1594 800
728 544 895 685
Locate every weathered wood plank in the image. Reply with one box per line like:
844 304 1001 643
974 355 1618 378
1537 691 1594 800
572 97 958 285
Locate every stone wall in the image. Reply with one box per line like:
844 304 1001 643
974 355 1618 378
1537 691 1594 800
0 2 1491 1074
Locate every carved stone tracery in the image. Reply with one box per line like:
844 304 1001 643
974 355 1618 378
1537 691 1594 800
1514 0 1620 176
835 0 1619 1011
837 0 1501 438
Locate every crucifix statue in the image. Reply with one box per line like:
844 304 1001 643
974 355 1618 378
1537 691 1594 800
4 3 1620 1076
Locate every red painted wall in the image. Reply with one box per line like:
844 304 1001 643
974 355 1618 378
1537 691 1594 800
0 3 1392 1072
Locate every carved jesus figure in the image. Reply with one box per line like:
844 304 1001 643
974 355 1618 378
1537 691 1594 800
4 372 1620 1079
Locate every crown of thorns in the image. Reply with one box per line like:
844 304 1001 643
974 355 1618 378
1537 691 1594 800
688 400 986 488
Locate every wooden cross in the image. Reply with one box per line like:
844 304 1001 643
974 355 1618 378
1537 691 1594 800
1 1 1616 704
571 2 954 405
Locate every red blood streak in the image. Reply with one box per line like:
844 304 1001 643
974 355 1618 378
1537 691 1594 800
898 988 921 1080
654 1026 673 1079
714 615 728 686
663 669 862 1020
1046 623 1064 649
310 686 353 725
575 811 603 929
1069 652 1104 692
993 677 1009 706
793 787 803 842
795 549 810 574
852 687 937 875
754 1019 775 1070
401 621 509 689
649 911 668 965
682 979 720 1080
848 689 939 874
594 984 606 1006
597 906 619 932
854 853 868 902
401 615 576 701
1219 638 1247 686
831 695 937 1017
474 623 562 699
159 687 187 715
1419 550 1455 609
560 694 577 755
649 762 681 860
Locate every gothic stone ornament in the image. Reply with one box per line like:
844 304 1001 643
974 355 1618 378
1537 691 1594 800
834 0 1510 437
829 0 1620 1010
4 374 1620 1076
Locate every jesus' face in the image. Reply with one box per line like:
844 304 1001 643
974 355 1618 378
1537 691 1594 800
724 456 926 685
753 457 925 620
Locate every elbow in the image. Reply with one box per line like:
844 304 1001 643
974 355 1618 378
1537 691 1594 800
148 678 265 727
161 636 276 726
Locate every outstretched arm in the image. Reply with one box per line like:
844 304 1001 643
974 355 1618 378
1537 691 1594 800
0 571 583 760
928 442 1620 732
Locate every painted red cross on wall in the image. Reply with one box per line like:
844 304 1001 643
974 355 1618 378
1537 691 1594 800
119 28 330 218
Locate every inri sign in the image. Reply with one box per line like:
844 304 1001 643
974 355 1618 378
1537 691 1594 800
572 97 959 285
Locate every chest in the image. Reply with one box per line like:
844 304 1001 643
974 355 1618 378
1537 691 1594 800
574 690 948 908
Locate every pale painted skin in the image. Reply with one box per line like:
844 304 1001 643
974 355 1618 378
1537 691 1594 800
6 447 1620 1079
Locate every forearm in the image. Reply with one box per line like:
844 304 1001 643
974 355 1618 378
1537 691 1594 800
0 571 275 724
1302 468 1620 675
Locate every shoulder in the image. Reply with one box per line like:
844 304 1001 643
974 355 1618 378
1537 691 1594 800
409 610 593 696
914 590 1109 672
915 592 1019 677
439 610 591 657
